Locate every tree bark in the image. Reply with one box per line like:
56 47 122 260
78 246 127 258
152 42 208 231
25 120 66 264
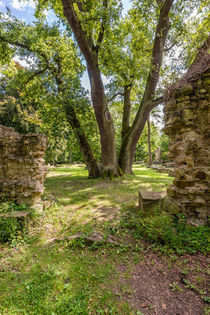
87 68 119 178
121 84 132 140
147 117 152 166
118 84 134 174
64 105 100 178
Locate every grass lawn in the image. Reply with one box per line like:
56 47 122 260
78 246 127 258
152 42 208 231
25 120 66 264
0 165 209 315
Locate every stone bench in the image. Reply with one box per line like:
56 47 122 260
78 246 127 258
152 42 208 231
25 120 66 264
0 211 31 224
138 190 166 213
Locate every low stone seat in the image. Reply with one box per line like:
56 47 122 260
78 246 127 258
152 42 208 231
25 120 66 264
0 211 31 224
138 190 166 212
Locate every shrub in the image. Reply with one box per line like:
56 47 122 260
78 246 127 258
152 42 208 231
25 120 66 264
134 212 209 254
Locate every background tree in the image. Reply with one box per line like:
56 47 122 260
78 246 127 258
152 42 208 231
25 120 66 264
0 18 101 177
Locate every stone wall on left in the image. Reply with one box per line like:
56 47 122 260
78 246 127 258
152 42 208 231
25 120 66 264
0 125 48 205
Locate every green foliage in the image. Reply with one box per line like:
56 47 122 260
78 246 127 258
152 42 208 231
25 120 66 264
135 119 165 162
169 282 183 292
134 212 210 254
0 202 30 243
0 18 100 164
158 133 170 161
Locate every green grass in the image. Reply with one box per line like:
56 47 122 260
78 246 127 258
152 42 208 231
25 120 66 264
2 164 202 315
44 164 172 227
0 244 129 314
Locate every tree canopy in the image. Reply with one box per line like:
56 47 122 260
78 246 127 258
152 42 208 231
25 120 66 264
0 0 209 177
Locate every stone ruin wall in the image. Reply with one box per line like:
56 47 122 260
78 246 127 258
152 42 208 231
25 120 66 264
0 125 48 205
164 70 210 222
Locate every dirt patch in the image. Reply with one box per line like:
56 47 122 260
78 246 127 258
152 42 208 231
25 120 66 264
119 252 209 315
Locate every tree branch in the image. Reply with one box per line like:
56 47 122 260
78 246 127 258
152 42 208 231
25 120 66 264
164 41 176 52
0 35 50 86
121 84 132 139
0 35 49 65
107 91 124 103
95 0 108 54
150 96 164 109
142 0 174 102
24 67 49 85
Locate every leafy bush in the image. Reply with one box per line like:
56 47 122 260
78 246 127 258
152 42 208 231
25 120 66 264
0 202 30 243
133 212 209 254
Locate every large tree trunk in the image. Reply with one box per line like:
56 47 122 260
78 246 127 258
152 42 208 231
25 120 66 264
119 145 135 174
119 84 133 174
121 84 132 140
147 117 152 166
88 68 119 178
62 0 120 178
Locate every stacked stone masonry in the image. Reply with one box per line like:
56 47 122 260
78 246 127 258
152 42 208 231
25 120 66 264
0 125 48 205
164 70 210 221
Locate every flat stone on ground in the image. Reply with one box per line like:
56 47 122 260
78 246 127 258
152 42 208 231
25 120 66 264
0 211 31 218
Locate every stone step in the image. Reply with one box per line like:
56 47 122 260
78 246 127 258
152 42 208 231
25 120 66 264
0 211 31 218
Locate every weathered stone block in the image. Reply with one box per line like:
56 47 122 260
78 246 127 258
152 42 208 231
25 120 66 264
161 196 181 215
138 190 166 213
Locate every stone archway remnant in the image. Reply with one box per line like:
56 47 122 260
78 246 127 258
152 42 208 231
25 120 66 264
0 125 48 205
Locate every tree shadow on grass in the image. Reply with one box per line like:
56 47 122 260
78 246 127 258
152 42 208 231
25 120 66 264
44 165 173 212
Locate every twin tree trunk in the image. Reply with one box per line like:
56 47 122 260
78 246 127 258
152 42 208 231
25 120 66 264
88 68 120 178
118 0 173 173
118 104 151 174
61 0 174 178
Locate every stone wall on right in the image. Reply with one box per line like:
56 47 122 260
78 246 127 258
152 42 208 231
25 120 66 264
164 70 210 222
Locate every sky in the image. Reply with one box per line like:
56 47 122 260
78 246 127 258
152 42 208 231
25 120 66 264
0 0 132 22
0 0 132 90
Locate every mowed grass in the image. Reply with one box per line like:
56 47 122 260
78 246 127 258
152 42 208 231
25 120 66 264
0 164 173 315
